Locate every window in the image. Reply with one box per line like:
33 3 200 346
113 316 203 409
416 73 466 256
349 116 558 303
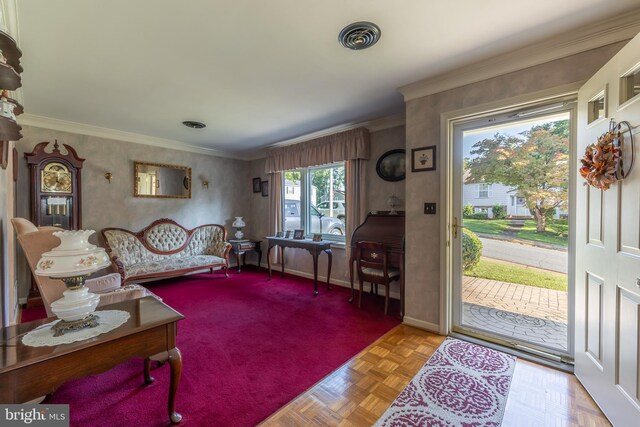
282 163 346 241
478 183 492 198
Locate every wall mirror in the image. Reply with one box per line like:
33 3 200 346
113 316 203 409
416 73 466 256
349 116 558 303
134 161 191 198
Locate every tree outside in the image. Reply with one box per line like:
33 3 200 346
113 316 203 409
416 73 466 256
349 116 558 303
466 120 569 232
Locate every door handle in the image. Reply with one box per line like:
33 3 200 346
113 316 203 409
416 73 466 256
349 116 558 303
452 217 465 239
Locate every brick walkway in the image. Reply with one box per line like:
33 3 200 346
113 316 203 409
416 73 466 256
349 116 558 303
462 276 568 351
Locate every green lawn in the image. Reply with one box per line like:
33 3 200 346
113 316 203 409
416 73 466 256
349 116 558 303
516 220 568 247
464 218 568 247
463 219 510 235
465 258 567 291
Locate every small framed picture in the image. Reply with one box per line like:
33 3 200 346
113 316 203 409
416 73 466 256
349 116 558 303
293 229 304 239
253 177 262 193
261 180 269 197
284 230 292 239
312 234 322 242
411 145 436 172
275 231 284 237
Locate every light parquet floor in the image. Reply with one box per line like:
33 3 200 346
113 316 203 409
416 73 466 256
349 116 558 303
260 324 610 427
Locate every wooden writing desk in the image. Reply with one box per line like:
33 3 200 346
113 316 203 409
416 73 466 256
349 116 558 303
266 237 332 295
0 296 185 424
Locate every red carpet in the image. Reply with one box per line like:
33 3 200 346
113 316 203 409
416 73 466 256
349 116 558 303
23 268 399 426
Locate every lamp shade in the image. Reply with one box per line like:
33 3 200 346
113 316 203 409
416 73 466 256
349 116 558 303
35 230 110 278
232 217 246 228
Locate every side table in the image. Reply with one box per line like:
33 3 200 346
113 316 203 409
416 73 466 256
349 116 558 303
266 237 332 295
228 240 262 273
0 296 185 424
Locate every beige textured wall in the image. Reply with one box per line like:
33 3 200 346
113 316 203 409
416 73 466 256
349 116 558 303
16 125 252 297
403 42 626 327
366 125 406 212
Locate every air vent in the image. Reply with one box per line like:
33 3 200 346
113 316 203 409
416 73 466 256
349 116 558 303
339 21 381 50
182 121 206 129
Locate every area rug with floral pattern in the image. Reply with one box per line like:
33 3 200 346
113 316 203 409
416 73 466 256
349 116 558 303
375 337 516 427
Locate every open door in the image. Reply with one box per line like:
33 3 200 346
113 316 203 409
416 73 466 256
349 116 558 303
575 33 640 424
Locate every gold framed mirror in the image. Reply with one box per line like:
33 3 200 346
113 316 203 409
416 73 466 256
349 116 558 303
134 161 191 199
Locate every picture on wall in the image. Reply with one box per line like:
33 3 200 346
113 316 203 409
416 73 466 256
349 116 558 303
261 180 269 197
376 149 406 182
253 177 262 193
411 145 436 172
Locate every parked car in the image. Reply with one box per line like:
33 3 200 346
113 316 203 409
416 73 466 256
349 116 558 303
284 199 344 235
315 200 346 221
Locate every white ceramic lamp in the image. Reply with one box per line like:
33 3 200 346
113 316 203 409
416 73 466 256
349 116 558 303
232 216 246 240
35 230 111 336
387 195 400 215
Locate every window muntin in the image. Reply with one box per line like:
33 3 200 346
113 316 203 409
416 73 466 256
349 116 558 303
478 183 492 198
282 163 345 241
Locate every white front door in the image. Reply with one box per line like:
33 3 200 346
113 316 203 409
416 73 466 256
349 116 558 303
575 33 640 425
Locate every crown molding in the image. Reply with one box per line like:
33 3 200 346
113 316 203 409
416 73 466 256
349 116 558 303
267 112 406 150
18 114 246 159
399 8 640 101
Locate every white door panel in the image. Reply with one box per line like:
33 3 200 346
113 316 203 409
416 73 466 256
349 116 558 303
575 32 640 425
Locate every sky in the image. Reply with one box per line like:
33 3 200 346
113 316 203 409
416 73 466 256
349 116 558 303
462 112 570 159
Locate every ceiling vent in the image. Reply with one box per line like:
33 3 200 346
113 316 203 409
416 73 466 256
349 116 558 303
182 121 206 129
339 21 381 50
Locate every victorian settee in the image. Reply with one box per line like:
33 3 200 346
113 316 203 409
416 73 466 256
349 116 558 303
11 218 151 318
101 219 231 284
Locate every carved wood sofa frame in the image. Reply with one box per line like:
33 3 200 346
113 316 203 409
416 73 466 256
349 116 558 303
102 218 231 284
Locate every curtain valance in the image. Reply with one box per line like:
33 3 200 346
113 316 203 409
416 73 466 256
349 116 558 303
264 127 370 173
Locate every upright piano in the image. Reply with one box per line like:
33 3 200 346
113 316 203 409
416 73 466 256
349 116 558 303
349 211 405 318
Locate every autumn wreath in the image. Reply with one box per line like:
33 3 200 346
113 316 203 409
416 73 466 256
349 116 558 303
580 121 634 191
579 130 620 190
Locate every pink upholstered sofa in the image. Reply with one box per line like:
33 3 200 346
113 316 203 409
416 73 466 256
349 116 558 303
102 219 231 284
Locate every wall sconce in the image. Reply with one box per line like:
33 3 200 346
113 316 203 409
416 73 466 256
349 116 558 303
104 172 112 183
202 180 209 189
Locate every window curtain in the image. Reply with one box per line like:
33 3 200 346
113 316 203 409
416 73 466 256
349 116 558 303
344 159 368 277
268 172 283 264
264 127 370 173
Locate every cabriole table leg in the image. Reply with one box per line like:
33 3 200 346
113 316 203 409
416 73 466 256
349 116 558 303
168 347 183 424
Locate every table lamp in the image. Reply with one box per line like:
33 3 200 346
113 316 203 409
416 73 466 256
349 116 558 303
232 216 246 240
387 195 400 215
35 230 111 336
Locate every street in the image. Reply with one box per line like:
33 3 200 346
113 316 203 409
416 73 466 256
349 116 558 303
479 237 567 274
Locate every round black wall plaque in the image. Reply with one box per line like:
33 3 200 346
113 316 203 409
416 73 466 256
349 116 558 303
376 149 406 182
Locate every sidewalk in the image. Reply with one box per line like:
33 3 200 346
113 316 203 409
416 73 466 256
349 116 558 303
462 276 568 351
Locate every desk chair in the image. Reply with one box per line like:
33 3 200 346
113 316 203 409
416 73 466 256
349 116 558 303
355 241 400 315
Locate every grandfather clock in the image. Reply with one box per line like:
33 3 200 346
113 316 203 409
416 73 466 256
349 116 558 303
25 140 84 229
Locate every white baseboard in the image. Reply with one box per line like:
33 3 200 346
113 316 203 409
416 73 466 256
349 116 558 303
257 262 401 299
403 316 442 334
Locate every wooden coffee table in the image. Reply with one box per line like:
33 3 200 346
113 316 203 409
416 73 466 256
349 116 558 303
0 296 185 424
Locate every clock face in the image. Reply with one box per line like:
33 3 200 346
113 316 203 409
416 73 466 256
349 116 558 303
41 162 72 193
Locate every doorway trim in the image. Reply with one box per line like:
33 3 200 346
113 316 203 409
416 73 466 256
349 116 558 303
438 83 580 358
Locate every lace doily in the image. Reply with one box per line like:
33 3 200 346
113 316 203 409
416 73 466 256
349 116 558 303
22 310 130 347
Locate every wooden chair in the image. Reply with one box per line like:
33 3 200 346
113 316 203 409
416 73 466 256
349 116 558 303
355 241 400 315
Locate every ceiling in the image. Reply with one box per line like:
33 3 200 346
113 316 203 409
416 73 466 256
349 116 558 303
15 0 640 157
